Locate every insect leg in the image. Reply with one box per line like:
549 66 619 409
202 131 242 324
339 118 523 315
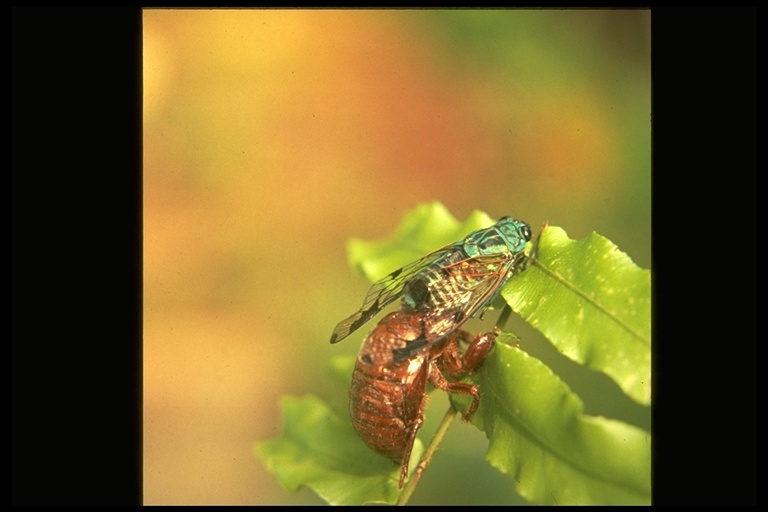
398 415 423 488
435 333 470 377
437 330 496 376
461 330 497 373
427 361 482 421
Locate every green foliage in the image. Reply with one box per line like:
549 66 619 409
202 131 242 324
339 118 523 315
254 394 424 505
453 335 650 504
255 202 651 504
504 226 651 405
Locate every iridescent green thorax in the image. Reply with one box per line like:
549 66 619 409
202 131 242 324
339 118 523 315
462 216 531 259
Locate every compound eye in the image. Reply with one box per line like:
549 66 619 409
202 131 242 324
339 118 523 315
522 224 532 241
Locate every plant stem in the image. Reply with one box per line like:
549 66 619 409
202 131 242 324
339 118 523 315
495 304 512 332
396 404 459 505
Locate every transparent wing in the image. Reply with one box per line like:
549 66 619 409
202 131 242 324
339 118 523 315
390 252 524 362
427 255 510 334
329 243 461 344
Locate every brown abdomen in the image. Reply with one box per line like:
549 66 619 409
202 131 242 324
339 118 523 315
349 355 428 462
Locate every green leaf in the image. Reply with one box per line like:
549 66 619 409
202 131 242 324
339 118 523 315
503 226 651 405
452 335 651 505
254 394 423 505
257 203 651 505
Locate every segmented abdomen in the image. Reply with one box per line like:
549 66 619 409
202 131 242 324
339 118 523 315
349 356 428 462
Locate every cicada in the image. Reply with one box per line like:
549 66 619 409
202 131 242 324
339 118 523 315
349 310 497 488
333 215 531 487
330 215 532 360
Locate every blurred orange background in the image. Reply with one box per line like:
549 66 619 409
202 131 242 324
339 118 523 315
143 9 650 504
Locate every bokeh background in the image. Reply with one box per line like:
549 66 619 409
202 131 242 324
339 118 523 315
143 9 651 505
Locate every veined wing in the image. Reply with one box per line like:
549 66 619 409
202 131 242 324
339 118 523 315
329 242 462 344
391 252 526 362
432 251 527 328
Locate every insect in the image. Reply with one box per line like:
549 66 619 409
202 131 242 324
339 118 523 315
333 215 531 487
348 310 497 488
330 215 532 353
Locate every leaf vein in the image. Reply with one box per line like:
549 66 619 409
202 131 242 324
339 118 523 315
531 258 649 346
